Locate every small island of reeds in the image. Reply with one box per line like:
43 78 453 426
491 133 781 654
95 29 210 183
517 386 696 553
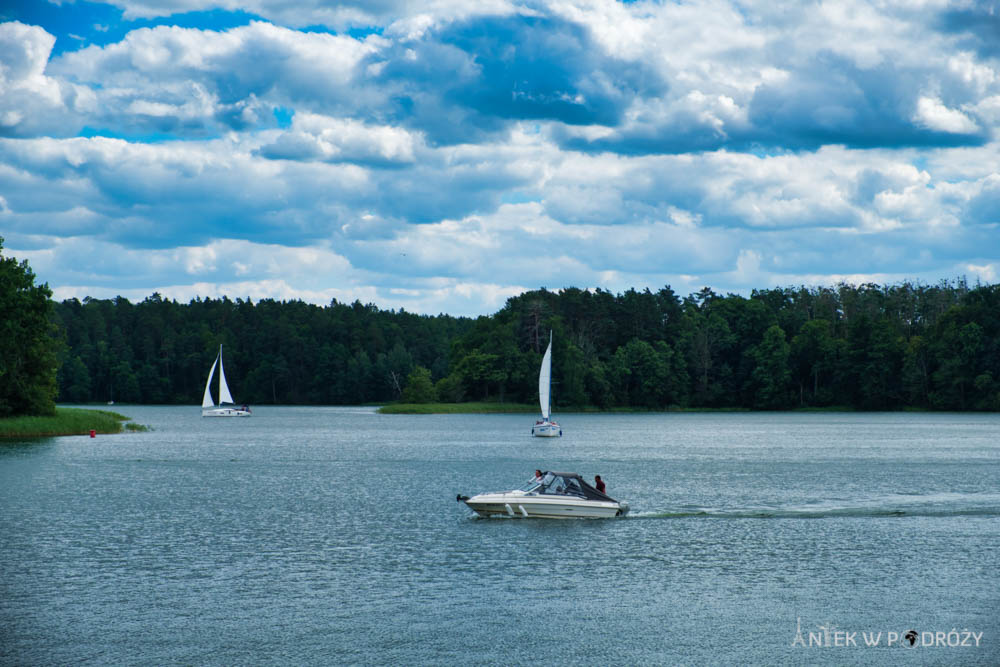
0 408 148 438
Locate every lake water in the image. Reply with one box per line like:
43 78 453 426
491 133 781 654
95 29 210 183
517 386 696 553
1 407 998 665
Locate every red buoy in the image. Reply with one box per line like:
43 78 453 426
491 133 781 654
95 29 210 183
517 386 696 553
89 429 96 438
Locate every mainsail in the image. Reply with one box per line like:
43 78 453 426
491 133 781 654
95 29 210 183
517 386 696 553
538 332 552 419
217 347 235 405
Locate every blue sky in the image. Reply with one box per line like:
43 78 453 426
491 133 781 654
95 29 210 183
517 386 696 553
2 0 999 316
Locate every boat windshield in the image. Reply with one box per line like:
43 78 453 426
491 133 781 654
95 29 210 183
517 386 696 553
519 472 610 500
520 473 548 492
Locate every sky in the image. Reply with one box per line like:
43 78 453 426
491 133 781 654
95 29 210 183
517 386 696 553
1 0 999 317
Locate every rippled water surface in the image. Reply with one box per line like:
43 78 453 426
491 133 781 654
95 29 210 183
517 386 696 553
2 408 998 665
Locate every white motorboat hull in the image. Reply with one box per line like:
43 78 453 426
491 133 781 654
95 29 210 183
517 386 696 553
532 421 562 437
463 492 627 519
202 407 252 417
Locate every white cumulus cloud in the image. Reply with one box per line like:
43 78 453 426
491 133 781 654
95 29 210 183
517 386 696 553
914 96 980 134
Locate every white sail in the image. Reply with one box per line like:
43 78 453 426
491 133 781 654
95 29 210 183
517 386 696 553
202 355 219 408
201 345 250 417
538 332 552 419
218 346 235 405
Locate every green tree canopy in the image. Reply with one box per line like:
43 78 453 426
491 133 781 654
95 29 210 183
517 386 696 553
402 366 437 403
0 237 60 416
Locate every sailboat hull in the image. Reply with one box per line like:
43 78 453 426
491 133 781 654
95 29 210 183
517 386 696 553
531 420 562 437
202 407 251 417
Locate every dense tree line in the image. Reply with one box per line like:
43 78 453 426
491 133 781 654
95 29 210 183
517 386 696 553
52 294 469 406
458 281 999 411
50 280 1000 411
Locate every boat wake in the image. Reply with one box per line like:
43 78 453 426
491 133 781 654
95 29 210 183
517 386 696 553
631 493 1000 520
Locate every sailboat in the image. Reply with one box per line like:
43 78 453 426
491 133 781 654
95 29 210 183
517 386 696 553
531 331 562 437
201 345 251 417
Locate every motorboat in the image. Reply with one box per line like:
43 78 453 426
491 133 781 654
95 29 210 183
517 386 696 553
457 471 629 519
532 331 562 437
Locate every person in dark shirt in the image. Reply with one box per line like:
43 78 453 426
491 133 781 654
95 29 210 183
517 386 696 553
594 475 606 493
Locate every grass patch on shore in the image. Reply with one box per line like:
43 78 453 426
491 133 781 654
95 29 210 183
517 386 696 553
0 408 147 437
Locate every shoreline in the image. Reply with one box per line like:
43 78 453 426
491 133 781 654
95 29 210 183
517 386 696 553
375 403 872 414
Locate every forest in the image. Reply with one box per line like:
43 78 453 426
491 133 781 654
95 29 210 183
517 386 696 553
50 280 1000 411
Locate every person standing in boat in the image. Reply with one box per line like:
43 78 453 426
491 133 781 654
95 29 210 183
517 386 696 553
594 475 606 493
